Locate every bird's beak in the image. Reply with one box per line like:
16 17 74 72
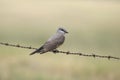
66 31 68 33
65 31 68 33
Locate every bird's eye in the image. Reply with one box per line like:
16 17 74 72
61 29 64 31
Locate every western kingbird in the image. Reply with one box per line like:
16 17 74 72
30 27 68 55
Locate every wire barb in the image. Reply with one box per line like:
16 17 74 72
0 42 120 60
0 42 37 50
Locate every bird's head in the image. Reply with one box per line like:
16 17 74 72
57 27 68 34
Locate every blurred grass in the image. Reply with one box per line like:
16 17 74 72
0 0 120 80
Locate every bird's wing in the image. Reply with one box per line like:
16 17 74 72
43 35 65 52
30 33 65 55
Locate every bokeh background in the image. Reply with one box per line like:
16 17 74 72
0 0 120 80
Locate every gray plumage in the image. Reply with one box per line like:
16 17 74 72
30 27 68 55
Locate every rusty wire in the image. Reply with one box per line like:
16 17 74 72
0 42 120 60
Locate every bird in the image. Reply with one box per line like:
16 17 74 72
30 27 68 55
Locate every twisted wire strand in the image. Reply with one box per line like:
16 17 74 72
0 42 120 60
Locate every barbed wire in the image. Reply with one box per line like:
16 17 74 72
0 42 120 60
0 42 37 49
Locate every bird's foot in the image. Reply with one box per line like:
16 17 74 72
52 49 59 53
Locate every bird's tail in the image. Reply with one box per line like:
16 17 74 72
29 46 44 55
29 50 38 55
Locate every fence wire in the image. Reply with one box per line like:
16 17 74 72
0 42 120 60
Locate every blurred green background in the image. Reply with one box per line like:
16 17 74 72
0 0 120 80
